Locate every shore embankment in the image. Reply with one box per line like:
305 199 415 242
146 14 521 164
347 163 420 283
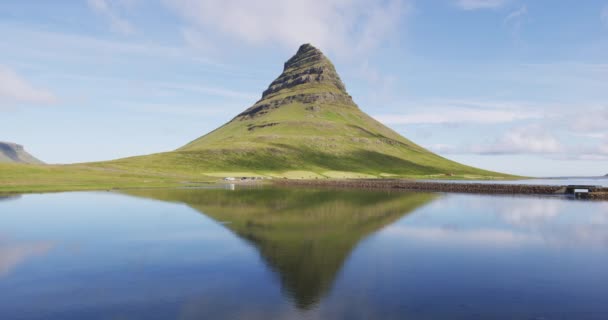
274 179 608 200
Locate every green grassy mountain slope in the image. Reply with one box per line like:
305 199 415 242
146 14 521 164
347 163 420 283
103 44 507 179
0 142 43 164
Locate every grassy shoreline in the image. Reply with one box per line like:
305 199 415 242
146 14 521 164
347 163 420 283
0 162 215 194
1 161 520 194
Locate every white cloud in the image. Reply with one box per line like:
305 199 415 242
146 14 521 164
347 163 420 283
0 26 227 68
599 141 608 154
376 98 608 160
127 103 244 116
602 5 608 26
88 0 135 35
373 107 541 125
428 125 564 155
504 5 527 39
157 83 258 100
165 0 407 58
566 138 608 160
455 0 508 10
571 132 605 139
471 125 563 154
0 65 57 105
504 4 527 22
571 108 608 133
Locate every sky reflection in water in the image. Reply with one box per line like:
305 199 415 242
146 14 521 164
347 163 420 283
0 188 607 319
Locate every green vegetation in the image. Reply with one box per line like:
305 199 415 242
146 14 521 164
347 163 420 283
0 44 517 193
0 162 214 193
122 187 439 309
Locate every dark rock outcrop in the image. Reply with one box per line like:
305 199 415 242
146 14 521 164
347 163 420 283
235 43 355 120
262 44 347 97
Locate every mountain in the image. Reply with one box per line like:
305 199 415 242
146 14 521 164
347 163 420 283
0 142 43 164
0 44 513 193
105 43 505 179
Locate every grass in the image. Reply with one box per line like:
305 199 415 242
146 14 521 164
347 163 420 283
0 162 215 193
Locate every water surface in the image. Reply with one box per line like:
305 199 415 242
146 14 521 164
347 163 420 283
1 187 607 319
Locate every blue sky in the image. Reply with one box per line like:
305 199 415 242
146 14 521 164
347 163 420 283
1 0 607 177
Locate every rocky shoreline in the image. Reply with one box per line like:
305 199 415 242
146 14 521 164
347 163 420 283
274 179 608 200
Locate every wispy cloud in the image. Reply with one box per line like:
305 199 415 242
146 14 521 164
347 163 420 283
87 0 135 35
471 125 563 154
126 103 244 116
504 5 528 40
428 125 563 155
570 107 608 133
427 120 608 160
0 25 227 68
157 83 258 101
455 0 508 10
165 0 408 58
373 107 541 125
0 65 57 105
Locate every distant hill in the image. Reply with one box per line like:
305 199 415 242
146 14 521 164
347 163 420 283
104 43 507 179
0 142 43 164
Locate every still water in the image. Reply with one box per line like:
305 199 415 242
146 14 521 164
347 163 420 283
1 187 607 319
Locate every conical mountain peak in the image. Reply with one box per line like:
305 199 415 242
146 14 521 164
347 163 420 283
261 43 348 99
234 44 355 120
282 43 328 72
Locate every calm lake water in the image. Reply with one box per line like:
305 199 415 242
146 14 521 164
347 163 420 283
1 187 607 319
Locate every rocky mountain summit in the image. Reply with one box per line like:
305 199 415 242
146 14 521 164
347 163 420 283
236 43 355 120
262 43 348 98
0 141 43 164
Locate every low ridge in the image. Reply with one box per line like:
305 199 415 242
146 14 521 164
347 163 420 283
0 142 43 164
108 43 506 179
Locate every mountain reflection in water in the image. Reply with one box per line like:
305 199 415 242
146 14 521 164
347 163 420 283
3 188 608 319
122 187 438 309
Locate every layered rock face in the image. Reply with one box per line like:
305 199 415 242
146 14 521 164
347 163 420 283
262 43 347 97
236 44 356 120
0 142 43 164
